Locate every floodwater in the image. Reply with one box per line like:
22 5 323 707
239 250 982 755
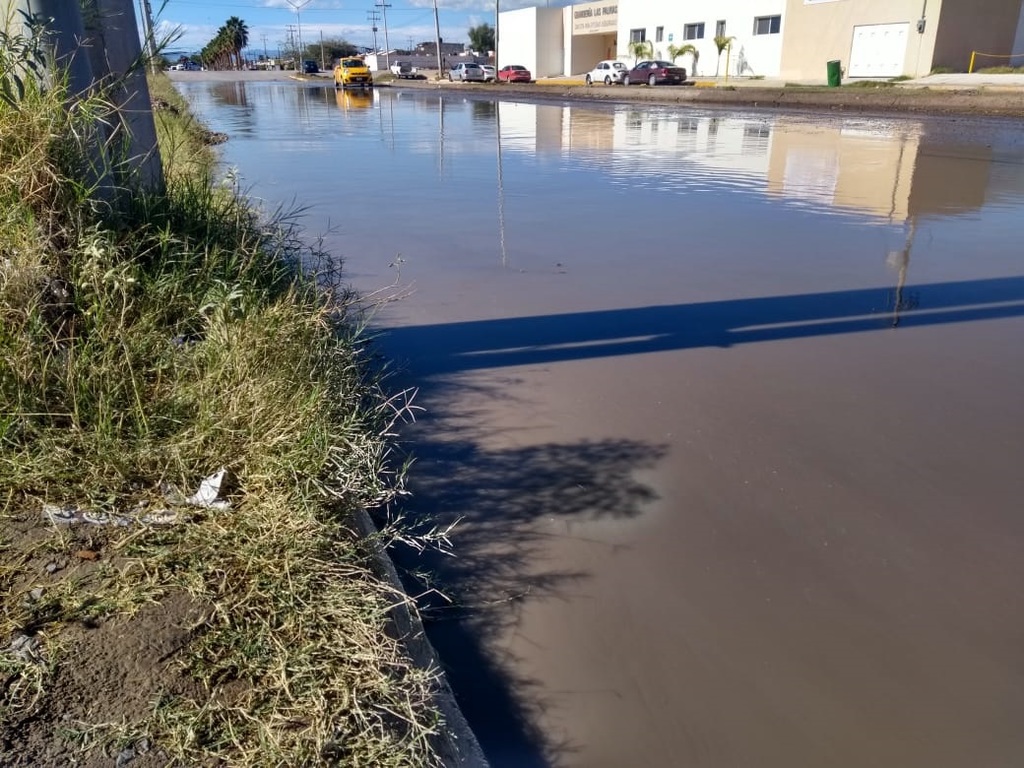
175 81 1024 768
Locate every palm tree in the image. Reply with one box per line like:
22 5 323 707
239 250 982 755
224 16 249 70
668 43 699 76
714 35 734 77
628 39 653 64
202 25 233 70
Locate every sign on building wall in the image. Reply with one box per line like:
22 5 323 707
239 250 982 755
572 1 618 35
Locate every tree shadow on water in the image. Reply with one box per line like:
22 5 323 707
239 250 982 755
386 393 668 767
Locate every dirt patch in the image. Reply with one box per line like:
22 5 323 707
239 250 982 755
2 513 206 767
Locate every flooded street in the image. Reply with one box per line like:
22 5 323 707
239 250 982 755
176 80 1024 767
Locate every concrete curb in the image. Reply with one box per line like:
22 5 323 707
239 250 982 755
351 508 489 767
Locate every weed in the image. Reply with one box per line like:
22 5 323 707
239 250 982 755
1 15 446 765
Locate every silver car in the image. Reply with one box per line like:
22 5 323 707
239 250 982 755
449 62 486 82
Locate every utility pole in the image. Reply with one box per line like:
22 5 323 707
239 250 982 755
319 29 325 71
262 33 268 60
375 0 391 69
494 0 499 69
432 0 442 79
285 24 297 67
141 0 157 72
367 10 380 57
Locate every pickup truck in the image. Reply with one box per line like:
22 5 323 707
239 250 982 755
389 62 417 79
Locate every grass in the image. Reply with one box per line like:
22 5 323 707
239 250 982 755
975 65 1024 74
1 19 446 767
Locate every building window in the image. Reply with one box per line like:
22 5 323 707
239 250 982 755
655 26 664 43
630 28 646 44
716 20 726 38
753 15 781 35
683 23 705 40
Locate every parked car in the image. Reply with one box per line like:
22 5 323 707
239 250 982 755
449 62 486 82
390 61 418 79
623 60 687 86
334 57 372 88
303 59 319 74
497 64 532 83
585 59 627 85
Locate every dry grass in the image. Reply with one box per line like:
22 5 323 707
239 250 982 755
1 20 446 763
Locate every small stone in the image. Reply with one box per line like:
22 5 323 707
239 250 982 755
28 587 44 601
45 562 59 574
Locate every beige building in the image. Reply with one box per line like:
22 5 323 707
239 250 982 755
780 0 1024 80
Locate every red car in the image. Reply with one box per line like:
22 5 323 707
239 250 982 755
623 60 687 86
498 64 532 83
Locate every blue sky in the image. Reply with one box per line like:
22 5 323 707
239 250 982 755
152 0 569 57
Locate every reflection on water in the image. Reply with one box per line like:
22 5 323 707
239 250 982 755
174 83 1024 233
174 81 1024 768
334 87 374 111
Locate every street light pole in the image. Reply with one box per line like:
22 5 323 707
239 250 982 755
286 0 312 69
494 0 499 70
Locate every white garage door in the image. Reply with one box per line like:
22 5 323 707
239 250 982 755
848 23 909 77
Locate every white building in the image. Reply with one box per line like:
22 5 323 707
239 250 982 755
499 6 565 78
616 0 786 78
498 0 787 78
498 0 1024 82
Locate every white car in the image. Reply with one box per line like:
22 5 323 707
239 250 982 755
449 62 486 82
585 60 627 85
481 65 496 82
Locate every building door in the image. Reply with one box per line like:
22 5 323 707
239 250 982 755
848 23 909 77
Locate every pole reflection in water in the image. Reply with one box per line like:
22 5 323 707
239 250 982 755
497 101 507 268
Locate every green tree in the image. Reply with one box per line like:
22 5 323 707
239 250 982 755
309 37 359 65
468 23 494 54
668 43 698 75
714 35 734 76
628 39 653 64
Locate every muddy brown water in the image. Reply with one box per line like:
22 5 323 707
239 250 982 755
176 80 1024 767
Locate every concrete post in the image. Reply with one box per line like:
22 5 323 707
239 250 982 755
3 0 164 195
7 0 97 98
81 0 163 193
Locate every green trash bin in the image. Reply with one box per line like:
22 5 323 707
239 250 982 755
827 59 842 87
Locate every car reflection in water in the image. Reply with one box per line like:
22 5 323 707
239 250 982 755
335 88 374 111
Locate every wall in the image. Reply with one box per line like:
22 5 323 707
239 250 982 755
566 0 619 74
932 0 1024 71
499 7 540 73
615 0 786 77
779 0 940 80
571 33 612 74
536 7 565 76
